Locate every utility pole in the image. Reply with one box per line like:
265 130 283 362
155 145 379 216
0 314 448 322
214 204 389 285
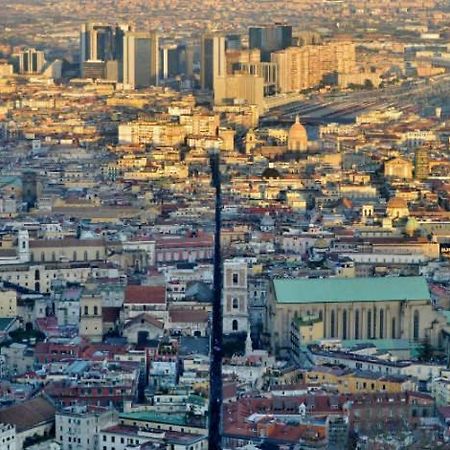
208 152 223 450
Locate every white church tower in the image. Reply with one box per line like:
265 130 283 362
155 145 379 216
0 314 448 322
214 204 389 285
223 259 249 334
17 229 30 263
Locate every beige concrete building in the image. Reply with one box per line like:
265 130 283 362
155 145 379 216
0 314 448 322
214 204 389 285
272 42 356 93
214 73 265 114
0 289 17 318
80 289 103 343
29 238 107 264
0 263 119 294
384 157 413 180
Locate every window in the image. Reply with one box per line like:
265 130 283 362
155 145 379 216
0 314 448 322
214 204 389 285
373 307 377 337
73 251 77 261
391 317 396 339
354 310 360 340
232 319 238 331
94 306 98 315
232 298 239 309
413 310 420 341
232 273 239 285
330 310 336 338
52 252 56 262
84 251 88 261
367 310 372 339
84 305 88 315
379 309 384 338
342 310 347 340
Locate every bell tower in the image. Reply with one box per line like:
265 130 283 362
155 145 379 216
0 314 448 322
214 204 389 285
223 259 249 334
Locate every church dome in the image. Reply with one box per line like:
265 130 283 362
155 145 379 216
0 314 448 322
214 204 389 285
288 115 308 151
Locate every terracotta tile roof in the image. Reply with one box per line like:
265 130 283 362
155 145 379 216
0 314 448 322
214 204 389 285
124 313 164 330
102 307 121 323
169 309 209 323
29 239 105 248
0 395 56 432
125 285 166 304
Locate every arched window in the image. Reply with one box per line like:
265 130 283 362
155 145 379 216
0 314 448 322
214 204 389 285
413 310 420 341
391 317 396 339
379 309 384 339
232 319 238 331
34 269 40 281
373 307 377 338
342 310 347 340
355 310 360 340
367 310 372 339
331 310 336 338
232 298 239 310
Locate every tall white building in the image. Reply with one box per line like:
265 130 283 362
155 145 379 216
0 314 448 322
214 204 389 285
56 405 118 450
222 259 249 334
0 423 15 450
123 31 159 89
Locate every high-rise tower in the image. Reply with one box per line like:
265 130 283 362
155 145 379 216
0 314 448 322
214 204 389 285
415 146 429 180
80 22 114 63
123 31 159 89
200 32 226 91
19 48 45 74
249 24 292 62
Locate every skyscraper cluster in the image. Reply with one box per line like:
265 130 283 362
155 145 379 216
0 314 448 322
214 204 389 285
80 22 158 89
200 24 356 113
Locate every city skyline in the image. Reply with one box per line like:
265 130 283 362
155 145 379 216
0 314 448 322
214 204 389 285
1 1 450 449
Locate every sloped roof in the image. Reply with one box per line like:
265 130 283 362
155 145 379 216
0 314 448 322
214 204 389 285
124 313 164 330
169 309 209 324
125 285 165 304
273 276 430 304
0 396 56 432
